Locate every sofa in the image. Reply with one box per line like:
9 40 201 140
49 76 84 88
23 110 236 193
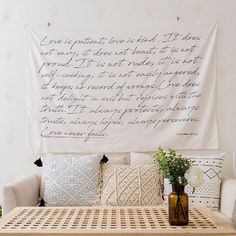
2 153 236 229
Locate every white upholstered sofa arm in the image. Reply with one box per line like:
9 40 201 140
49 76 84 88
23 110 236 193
2 174 41 215
220 178 236 218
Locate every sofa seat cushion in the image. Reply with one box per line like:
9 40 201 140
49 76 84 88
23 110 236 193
213 211 233 227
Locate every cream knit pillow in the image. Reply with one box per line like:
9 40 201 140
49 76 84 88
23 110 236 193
100 164 163 206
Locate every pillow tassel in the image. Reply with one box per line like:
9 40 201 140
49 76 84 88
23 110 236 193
100 155 109 163
38 198 45 207
34 158 43 167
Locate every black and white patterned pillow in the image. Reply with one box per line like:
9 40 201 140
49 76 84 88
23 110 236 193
42 154 103 206
164 153 225 210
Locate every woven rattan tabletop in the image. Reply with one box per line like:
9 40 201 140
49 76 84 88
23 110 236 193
0 206 235 235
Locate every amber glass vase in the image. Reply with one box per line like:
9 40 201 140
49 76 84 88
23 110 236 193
168 183 189 226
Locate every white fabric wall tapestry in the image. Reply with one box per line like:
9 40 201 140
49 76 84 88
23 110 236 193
26 22 218 153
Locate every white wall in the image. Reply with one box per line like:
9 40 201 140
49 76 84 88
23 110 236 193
0 0 236 202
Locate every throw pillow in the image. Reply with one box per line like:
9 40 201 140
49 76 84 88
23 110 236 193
130 152 154 165
164 153 225 210
105 155 130 164
42 154 103 206
100 164 163 206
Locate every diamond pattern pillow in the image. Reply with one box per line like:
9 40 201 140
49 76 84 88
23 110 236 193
164 153 224 210
42 154 103 206
100 164 163 206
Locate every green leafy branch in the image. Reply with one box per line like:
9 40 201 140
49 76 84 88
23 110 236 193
154 147 192 186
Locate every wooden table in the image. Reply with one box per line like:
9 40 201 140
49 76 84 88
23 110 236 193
0 206 235 235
